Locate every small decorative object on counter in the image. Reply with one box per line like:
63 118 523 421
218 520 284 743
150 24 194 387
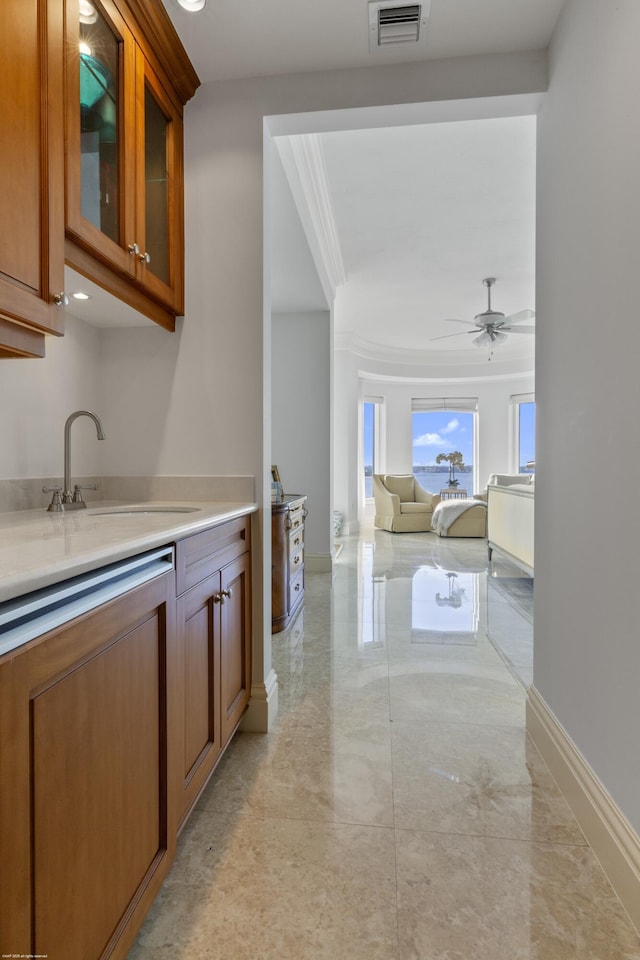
271 481 282 502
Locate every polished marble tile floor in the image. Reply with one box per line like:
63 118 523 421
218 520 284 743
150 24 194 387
128 527 640 960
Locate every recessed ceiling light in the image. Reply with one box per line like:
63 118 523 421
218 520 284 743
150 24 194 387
177 0 206 11
72 291 92 301
78 0 98 24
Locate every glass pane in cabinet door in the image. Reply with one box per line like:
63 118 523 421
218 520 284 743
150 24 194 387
79 2 119 243
144 87 169 285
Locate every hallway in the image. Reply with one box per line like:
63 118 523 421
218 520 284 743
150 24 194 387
129 528 640 959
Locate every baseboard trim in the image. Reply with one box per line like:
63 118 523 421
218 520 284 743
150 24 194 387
305 553 332 573
240 669 279 733
527 685 640 934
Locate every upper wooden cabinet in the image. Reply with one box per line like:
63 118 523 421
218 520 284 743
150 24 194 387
64 0 199 330
0 0 66 356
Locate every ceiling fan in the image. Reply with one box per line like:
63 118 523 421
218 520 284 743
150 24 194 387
431 278 535 353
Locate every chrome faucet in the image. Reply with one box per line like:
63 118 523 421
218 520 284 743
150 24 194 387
62 410 106 508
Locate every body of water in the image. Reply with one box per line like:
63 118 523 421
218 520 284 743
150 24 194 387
364 469 533 499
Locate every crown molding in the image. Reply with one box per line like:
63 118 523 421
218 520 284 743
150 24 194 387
283 134 346 295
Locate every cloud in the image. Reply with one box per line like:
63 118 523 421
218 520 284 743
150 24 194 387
414 432 451 448
441 418 459 435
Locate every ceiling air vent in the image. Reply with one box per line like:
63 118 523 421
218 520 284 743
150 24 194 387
368 0 430 53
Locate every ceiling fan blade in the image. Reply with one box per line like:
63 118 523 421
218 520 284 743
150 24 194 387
503 325 536 334
430 330 476 341
444 318 479 327
503 309 535 324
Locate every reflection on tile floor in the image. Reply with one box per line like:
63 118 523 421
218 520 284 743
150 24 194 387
128 527 640 960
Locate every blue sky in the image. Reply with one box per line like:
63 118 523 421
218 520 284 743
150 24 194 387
412 412 473 467
364 402 536 470
519 402 536 465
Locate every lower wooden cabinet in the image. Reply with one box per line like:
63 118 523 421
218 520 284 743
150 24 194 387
0 515 253 960
175 517 252 826
0 572 177 960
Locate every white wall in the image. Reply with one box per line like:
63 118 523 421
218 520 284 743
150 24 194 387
333 346 359 530
272 311 332 562
536 0 640 830
0 316 103 480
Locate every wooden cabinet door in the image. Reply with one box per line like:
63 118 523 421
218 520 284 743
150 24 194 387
65 0 137 279
0 0 65 341
0 573 177 960
64 0 190 328
176 571 223 825
220 552 252 745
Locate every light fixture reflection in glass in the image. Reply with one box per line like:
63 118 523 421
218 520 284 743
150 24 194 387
177 0 206 10
72 292 92 301
79 0 98 24
79 40 92 57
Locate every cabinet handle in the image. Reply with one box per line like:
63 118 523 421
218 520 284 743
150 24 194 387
294 555 300 565
138 251 151 264
213 593 222 603
294 582 301 592
293 537 300 546
127 242 140 256
221 588 232 599
53 293 69 307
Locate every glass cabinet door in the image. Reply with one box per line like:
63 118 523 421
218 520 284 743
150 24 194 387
136 55 184 313
143 86 169 286
66 0 134 274
79 3 120 241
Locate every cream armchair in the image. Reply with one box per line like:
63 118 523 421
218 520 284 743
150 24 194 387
373 474 441 533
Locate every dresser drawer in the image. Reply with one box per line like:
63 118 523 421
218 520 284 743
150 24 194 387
288 506 304 534
289 527 304 554
289 566 304 611
290 547 304 577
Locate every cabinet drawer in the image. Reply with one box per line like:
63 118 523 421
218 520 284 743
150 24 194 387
288 507 304 533
289 567 304 612
290 547 304 577
176 517 250 596
289 528 304 554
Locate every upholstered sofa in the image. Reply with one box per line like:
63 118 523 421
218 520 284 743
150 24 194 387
373 474 440 533
486 473 535 575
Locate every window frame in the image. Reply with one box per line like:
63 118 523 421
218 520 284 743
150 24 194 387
511 393 536 473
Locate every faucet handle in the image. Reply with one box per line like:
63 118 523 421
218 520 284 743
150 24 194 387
42 486 64 512
72 483 97 505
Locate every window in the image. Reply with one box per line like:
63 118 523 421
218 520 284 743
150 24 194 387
411 398 478 495
512 394 535 472
362 398 383 498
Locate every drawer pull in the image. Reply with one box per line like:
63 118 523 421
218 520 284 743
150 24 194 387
294 555 300 565
293 537 300 546
294 583 301 592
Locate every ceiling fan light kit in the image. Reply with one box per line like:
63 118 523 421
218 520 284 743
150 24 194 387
430 277 535 360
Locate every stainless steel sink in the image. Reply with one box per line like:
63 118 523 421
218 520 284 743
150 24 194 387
89 505 201 516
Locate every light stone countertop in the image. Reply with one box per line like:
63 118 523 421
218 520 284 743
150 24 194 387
0 501 257 604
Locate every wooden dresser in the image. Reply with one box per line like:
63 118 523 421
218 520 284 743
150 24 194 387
272 495 307 633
